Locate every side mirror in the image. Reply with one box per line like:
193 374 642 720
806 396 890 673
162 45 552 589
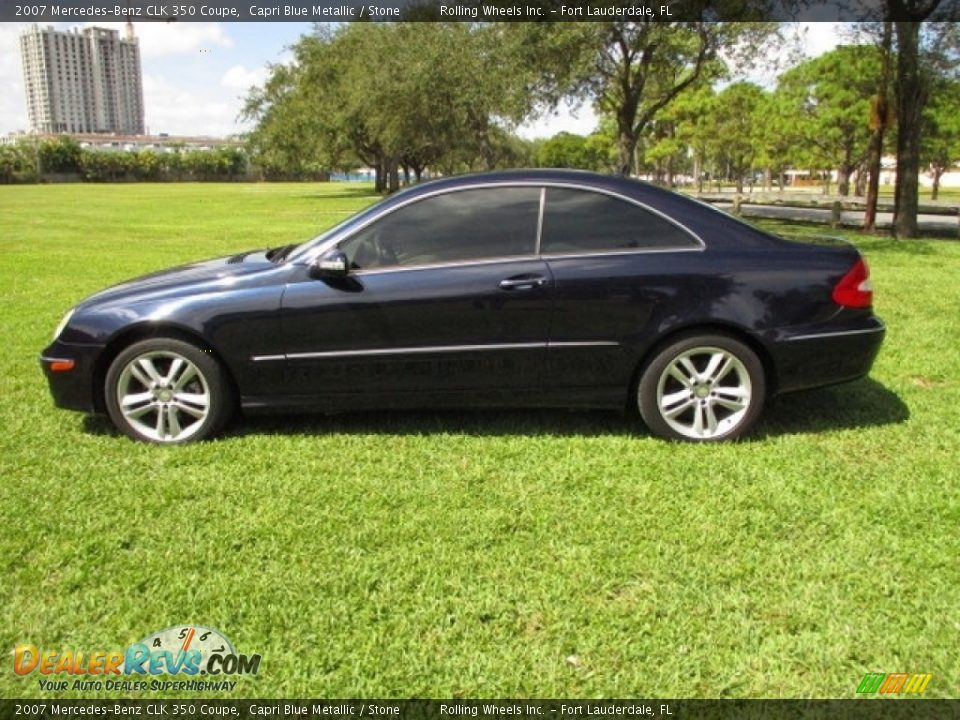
313 250 349 278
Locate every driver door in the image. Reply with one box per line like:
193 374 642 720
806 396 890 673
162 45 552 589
280 186 552 402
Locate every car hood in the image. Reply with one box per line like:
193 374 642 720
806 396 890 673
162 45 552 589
77 249 278 309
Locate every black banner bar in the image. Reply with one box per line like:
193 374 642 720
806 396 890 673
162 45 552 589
2 0 959 22
1 700 959 720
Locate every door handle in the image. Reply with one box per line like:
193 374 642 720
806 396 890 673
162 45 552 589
499 276 546 291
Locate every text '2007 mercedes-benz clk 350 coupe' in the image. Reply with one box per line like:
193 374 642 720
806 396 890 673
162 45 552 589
41 170 885 444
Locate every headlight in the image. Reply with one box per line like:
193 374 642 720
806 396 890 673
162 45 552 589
53 308 75 341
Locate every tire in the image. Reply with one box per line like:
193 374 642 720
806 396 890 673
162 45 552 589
104 338 234 444
637 333 765 442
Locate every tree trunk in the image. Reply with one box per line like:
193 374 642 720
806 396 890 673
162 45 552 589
617 128 637 177
837 166 852 197
373 156 384 194
854 167 867 197
931 167 942 200
388 158 400 194
893 21 926 238
864 21 893 234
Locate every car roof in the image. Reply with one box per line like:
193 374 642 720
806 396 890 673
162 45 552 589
408 168 651 195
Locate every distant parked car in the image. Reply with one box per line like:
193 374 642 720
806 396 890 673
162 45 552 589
41 169 884 443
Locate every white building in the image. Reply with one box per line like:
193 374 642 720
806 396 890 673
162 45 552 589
20 23 144 135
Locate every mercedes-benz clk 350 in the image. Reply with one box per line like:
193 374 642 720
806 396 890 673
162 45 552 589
41 170 884 443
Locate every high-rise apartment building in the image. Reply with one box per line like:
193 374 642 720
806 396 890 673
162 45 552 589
20 24 145 135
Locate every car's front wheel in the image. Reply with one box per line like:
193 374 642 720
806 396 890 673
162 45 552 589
104 338 234 444
637 333 765 442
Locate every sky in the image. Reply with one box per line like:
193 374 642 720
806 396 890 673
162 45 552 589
0 21 846 140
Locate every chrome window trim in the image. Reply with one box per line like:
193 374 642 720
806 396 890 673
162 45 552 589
351 254 538 278
350 244 704 277
784 324 886 342
299 181 706 267
251 340 620 363
542 246 705 261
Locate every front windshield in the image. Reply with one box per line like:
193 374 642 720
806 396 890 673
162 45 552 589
284 194 393 264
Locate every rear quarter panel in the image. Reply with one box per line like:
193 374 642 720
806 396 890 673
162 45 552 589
544 242 862 400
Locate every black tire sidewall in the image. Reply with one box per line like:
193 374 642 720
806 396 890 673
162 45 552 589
637 333 766 442
104 338 232 443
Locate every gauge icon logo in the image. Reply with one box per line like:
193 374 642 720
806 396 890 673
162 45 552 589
138 625 236 656
127 625 260 676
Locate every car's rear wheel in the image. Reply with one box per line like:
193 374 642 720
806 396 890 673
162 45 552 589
637 333 765 442
104 338 233 444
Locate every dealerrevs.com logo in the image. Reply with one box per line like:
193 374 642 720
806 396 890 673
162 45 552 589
13 625 261 692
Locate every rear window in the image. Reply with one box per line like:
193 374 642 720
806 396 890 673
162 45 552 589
540 187 700 254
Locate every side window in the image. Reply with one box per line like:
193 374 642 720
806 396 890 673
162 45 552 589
540 188 699 254
340 187 540 270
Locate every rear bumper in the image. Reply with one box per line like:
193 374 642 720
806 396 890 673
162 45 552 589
39 340 102 413
769 317 886 394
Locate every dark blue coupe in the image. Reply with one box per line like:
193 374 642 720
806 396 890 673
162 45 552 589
41 170 885 443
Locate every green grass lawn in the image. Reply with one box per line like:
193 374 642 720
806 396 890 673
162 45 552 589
1 183 958 699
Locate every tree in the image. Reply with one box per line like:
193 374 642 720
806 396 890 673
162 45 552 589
537 132 606 170
893 20 929 235
243 49 350 181
134 149 162 181
642 115 687 186
667 84 716 193
921 76 960 200
707 82 765 194
863 22 894 233
752 88 798 193
887 7 958 236
776 45 881 196
583 128 618 174
516 22 778 177
79 149 132 182
39 135 82 174
0 144 35 183
243 23 537 189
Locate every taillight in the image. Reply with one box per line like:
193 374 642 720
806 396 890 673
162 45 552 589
832 258 873 308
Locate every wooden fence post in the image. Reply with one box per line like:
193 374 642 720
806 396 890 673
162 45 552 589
830 201 842 229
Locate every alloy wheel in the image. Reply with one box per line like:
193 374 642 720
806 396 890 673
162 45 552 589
116 351 211 443
654 346 752 440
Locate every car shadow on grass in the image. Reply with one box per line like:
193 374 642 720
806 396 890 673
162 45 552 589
233 407 640 439
236 378 908 440
80 405 639 440
753 377 909 438
81 378 908 441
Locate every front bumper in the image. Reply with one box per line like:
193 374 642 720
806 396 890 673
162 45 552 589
39 340 104 412
769 316 886 394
